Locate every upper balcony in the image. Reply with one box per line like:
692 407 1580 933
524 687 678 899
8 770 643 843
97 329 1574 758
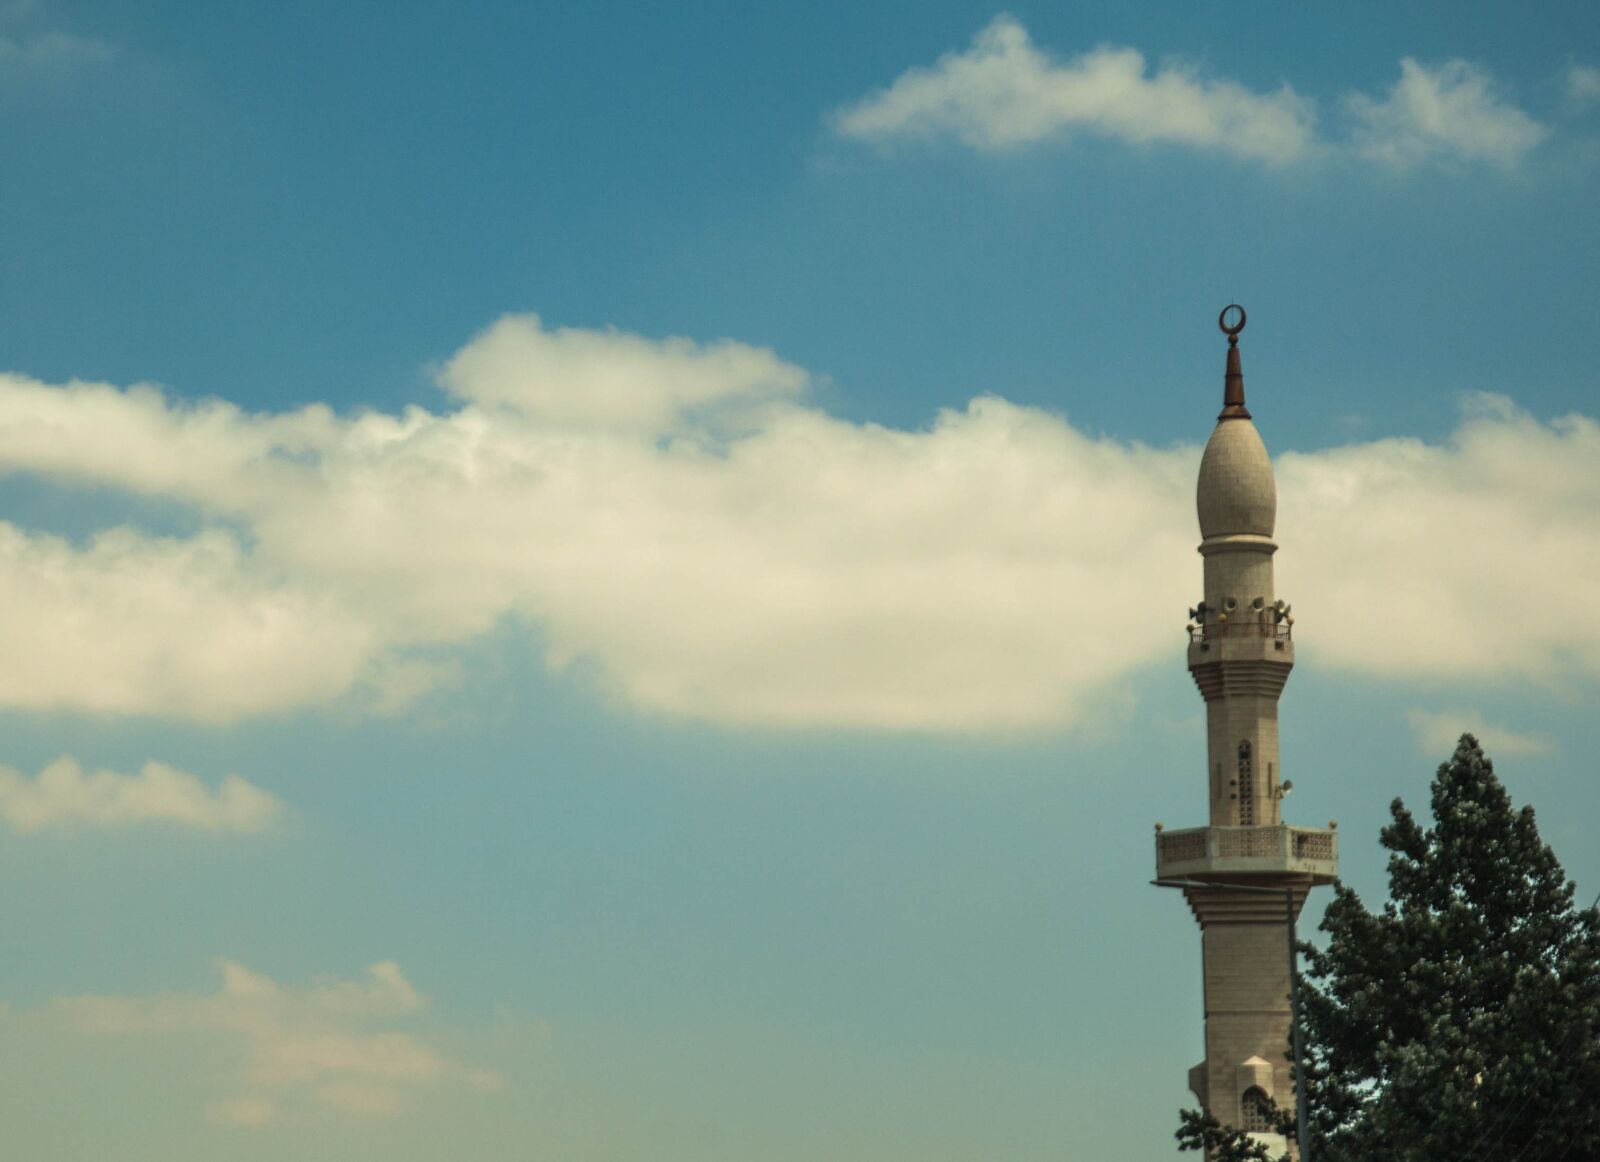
1154 823 1338 883
1188 620 1291 645
1187 619 1294 673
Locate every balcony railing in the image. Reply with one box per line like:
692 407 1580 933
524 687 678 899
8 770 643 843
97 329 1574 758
1155 824 1338 880
1188 620 1292 643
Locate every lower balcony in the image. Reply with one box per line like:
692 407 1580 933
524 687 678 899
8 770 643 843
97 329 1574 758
1154 824 1338 882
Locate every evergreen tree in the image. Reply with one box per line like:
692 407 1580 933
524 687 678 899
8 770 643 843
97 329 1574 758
1177 734 1600 1161
1174 1106 1280 1161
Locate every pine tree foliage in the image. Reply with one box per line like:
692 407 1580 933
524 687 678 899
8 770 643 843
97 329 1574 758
1177 735 1600 1162
1175 1105 1283 1162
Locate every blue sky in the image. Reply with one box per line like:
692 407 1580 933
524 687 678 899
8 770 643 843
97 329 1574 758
2 2 1598 1158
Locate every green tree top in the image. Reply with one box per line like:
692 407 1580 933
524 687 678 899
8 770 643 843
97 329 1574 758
1179 734 1600 1162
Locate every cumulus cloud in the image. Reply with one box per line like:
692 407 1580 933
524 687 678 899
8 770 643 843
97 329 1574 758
831 16 1316 164
1278 394 1600 685
0 525 383 721
0 755 283 832
1347 58 1548 169
0 319 1201 732
2 318 1599 734
56 960 495 1125
438 314 808 430
1406 709 1556 760
831 20 1550 172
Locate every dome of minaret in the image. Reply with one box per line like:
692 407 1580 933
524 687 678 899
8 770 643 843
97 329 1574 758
1197 418 1276 537
1196 305 1276 539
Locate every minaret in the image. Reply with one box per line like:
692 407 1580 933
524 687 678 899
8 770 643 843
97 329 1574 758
1155 306 1338 1154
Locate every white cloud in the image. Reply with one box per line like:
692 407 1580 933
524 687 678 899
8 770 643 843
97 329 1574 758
0 755 283 832
832 21 1554 173
831 15 1316 164
1567 64 1600 108
2 321 1600 735
438 313 808 430
0 325 1201 733
1406 709 1556 759
1347 58 1548 170
1278 395 1600 686
0 525 383 721
56 960 495 1125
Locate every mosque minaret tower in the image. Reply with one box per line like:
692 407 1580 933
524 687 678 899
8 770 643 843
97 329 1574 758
1154 306 1338 1156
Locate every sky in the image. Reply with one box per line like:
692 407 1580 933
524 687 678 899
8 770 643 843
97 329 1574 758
2 1 1599 1158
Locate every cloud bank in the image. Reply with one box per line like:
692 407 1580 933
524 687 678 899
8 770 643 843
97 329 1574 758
55 959 498 1124
0 318 1597 734
1278 394 1600 684
831 16 1548 171
0 755 283 832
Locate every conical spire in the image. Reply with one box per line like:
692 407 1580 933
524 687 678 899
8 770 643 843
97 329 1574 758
1218 304 1250 420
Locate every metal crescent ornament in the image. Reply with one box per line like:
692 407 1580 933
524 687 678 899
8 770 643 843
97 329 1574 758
1218 304 1247 337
